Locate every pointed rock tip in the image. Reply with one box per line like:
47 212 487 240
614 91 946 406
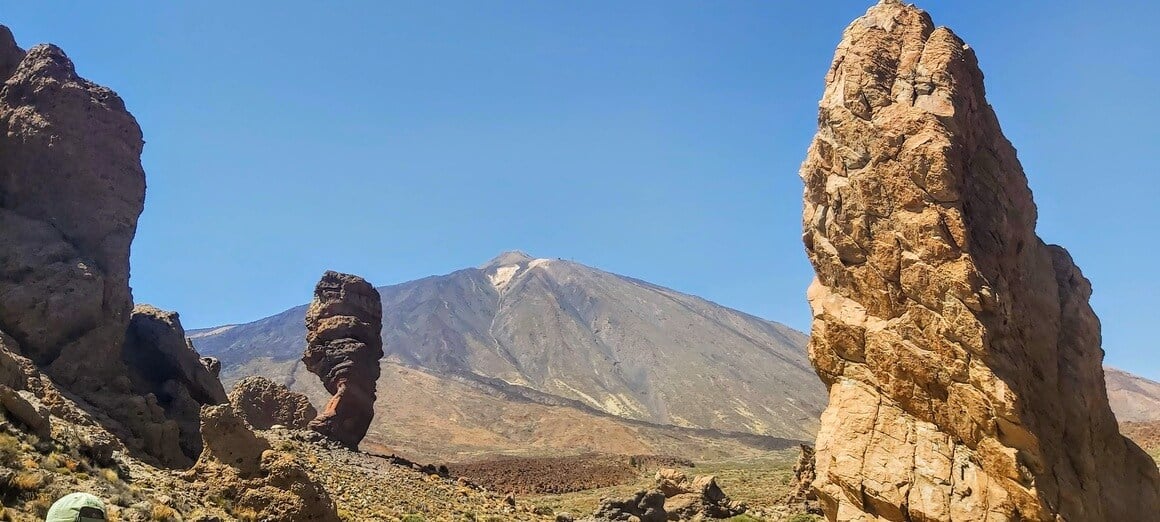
481 250 535 269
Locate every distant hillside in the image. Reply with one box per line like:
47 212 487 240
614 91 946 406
191 252 828 449
1105 367 1160 422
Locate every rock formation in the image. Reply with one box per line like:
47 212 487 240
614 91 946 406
784 444 821 515
228 375 318 430
653 468 746 519
302 271 384 448
189 404 340 521
0 23 222 468
588 489 667 522
800 1 1160 520
122 305 228 463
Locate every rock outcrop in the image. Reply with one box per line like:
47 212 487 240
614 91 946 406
228 375 318 430
783 444 821 515
189 404 340 521
122 305 228 463
302 271 384 448
800 1 1160 520
0 23 223 469
588 490 667 522
653 469 746 520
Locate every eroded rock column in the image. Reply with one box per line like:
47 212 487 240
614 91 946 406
799 1 1160 520
301 271 383 449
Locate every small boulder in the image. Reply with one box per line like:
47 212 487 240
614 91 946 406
0 384 50 437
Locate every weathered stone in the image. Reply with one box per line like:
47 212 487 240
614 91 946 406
122 304 228 464
650 468 746 520
228 376 317 430
0 384 50 437
0 25 229 469
800 1 1160 520
0 41 144 375
302 271 383 449
190 404 340 521
590 489 666 522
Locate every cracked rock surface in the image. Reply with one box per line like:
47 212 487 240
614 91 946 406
800 1 1160 520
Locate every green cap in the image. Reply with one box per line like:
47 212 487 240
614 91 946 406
44 492 106 522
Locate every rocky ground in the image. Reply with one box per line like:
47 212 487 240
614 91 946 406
448 454 692 495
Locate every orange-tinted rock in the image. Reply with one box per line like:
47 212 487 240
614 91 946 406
302 271 383 448
799 1 1160 520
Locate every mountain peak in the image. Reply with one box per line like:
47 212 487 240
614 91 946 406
480 250 534 270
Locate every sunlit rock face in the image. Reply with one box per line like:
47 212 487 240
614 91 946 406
799 1 1160 520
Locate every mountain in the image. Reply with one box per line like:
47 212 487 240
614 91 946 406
1106 367 1160 422
191 251 829 450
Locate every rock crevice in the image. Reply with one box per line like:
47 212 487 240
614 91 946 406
800 1 1160 520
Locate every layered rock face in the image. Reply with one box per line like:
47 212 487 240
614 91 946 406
302 271 384 448
228 375 318 430
0 24 221 468
800 1 1160 520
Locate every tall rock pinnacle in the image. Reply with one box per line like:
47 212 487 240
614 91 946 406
799 1 1159 520
302 271 384 449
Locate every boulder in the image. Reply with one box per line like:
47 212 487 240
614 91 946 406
0 384 49 438
590 489 666 522
228 376 318 430
301 271 384 448
650 469 746 520
799 1 1160 520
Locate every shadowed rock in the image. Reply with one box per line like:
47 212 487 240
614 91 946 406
799 1 1160 520
122 305 228 463
0 24 223 469
302 271 383 448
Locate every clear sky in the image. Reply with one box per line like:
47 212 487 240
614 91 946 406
3 1 1158 379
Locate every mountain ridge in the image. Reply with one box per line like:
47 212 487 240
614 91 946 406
191 252 826 443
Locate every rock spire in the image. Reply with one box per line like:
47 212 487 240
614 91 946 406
800 1 1160 520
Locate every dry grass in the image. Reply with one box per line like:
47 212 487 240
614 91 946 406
10 471 47 491
150 503 179 521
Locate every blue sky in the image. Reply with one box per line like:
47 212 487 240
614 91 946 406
3 1 1158 379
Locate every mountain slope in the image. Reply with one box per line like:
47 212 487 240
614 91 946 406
191 252 827 441
1106 366 1160 422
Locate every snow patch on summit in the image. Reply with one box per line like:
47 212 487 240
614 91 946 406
488 265 521 291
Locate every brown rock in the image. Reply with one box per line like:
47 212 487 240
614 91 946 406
799 1 1160 520
0 384 50 438
228 375 318 430
650 469 745 520
190 404 340 521
193 403 270 477
0 41 144 374
302 271 384 448
122 304 228 463
0 25 229 469
590 489 667 522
